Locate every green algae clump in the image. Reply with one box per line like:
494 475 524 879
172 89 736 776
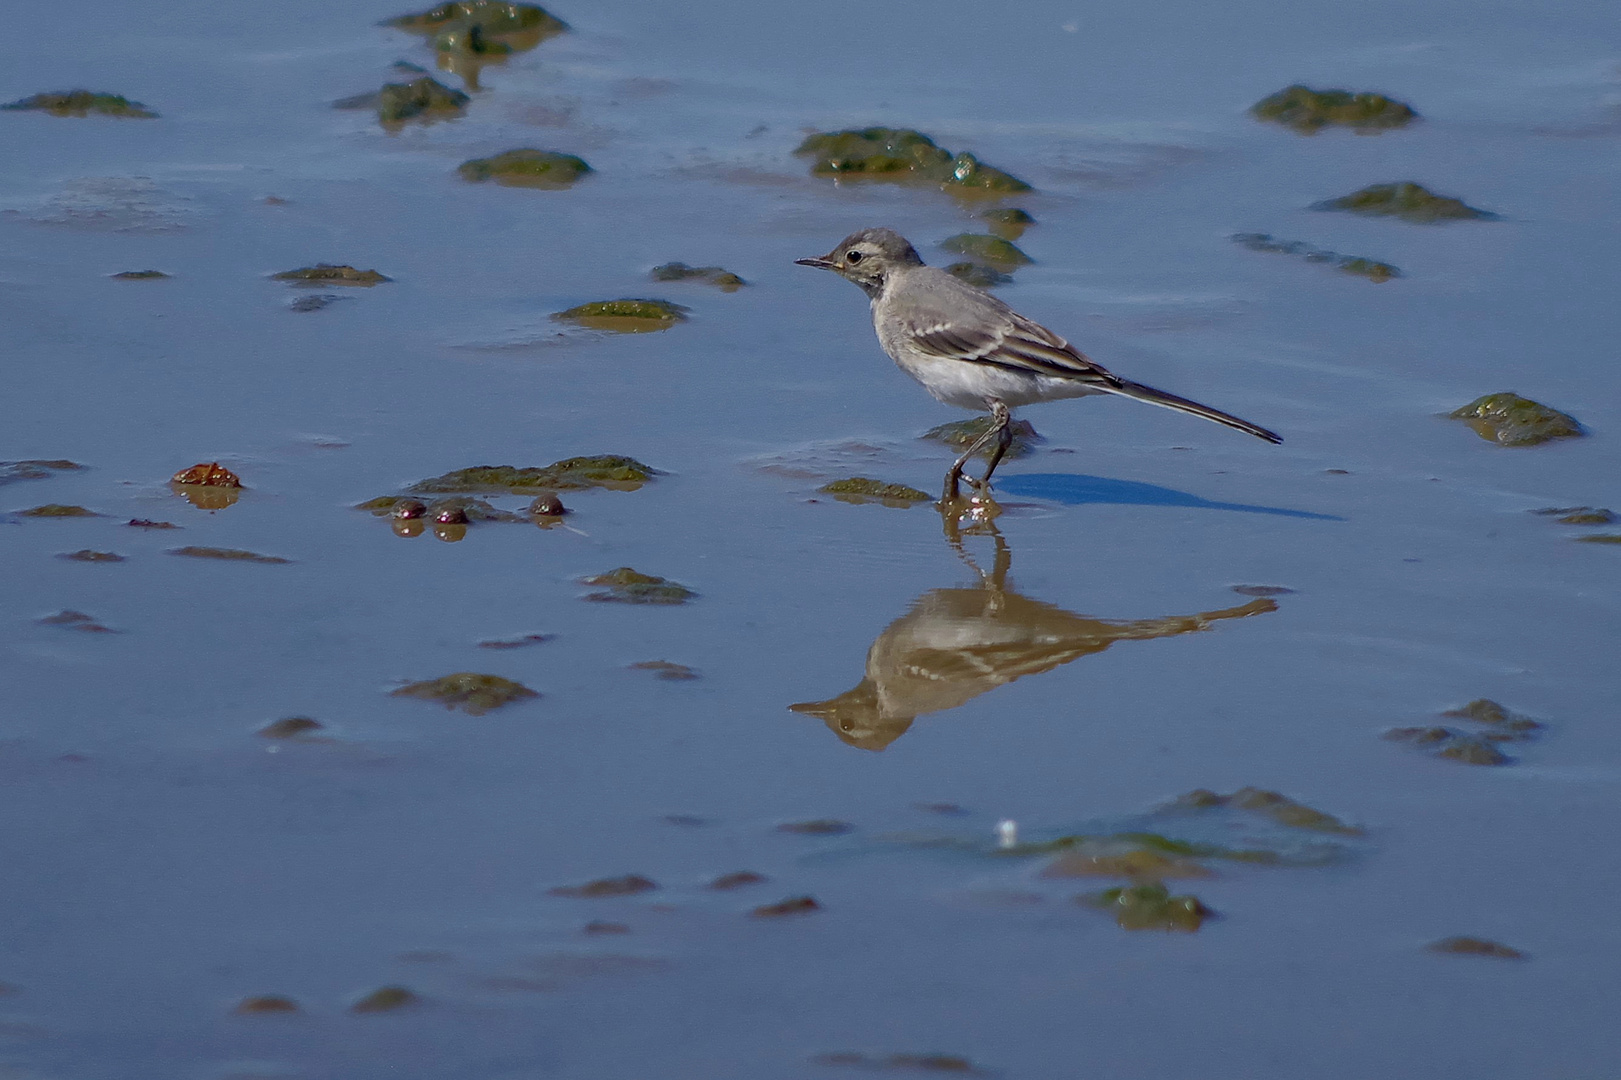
753 896 821 917
19 504 96 517
1533 506 1615 525
336 77 468 125
1 460 83 487
392 672 538 714
553 298 688 333
946 262 1012 288
458 149 592 189
387 1 568 41
818 478 931 506
273 264 391 287
1232 233 1399 282
234 995 300 1015
1315 182 1494 222
1427 937 1526 960
59 550 125 562
980 206 1034 239
650 263 746 291
3 91 157 118
549 874 658 898
351 986 419 1013
794 127 1030 195
409 456 658 494
938 234 1031 271
1166 787 1362 835
581 567 695 605
168 546 289 564
1251 85 1418 133
1084 882 1212 932
1576 534 1621 545
1450 393 1583 447
923 417 1040 460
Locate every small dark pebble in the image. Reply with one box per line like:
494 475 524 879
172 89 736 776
777 819 854 835
528 492 567 516
259 716 324 739
708 871 768 891
431 502 469 525
112 270 169 279
1427 936 1526 960
127 518 178 529
234 995 300 1015
753 895 820 917
350 986 419 1013
549 874 659 898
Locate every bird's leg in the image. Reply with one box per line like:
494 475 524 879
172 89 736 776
944 413 1003 503
973 401 1014 493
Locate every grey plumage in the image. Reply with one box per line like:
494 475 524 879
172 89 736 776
796 227 1280 500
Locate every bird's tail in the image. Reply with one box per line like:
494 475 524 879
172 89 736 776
1105 378 1282 444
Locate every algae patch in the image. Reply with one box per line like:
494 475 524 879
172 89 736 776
19 504 96 517
1164 787 1362 836
549 874 658 898
168 546 289 564
1385 699 1545 766
1450 394 1582 446
629 660 699 681
980 206 1034 239
392 672 538 714
1 460 83 488
1314 182 1495 222
650 263 746 291
234 995 300 1015
459 149 592 189
112 270 169 280
1427 936 1527 960
38 610 115 633
335 77 468 126
258 716 325 739
408 456 658 493
58 550 125 563
939 234 1031 271
580 567 695 605
1081 882 1212 932
1532 506 1615 525
553 299 688 333
794 128 1030 195
817 478 931 506
753 896 820 917
387 1 568 42
811 1052 980 1073
923 417 1040 460
1251 85 1417 133
272 265 391 287
1231 233 1399 282
3 91 157 118
945 263 1012 288
351 986 419 1013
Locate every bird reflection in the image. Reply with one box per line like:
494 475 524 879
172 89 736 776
790 510 1278 750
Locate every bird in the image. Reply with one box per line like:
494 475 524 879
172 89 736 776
796 228 1281 501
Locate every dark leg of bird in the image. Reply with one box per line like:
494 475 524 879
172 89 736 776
944 415 1003 502
975 402 1015 492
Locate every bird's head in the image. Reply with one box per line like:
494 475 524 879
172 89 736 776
796 228 923 295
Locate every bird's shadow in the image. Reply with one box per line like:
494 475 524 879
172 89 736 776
996 473 1342 521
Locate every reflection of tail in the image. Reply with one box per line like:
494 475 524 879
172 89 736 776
1107 379 1282 444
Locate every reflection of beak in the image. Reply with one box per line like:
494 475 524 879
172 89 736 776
795 256 836 270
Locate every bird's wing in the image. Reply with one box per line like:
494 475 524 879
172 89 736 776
902 307 1124 389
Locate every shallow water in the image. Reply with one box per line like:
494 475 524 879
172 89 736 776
3 0 1620 1076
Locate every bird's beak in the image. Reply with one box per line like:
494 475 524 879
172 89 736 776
795 255 836 270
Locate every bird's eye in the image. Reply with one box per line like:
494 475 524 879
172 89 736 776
846 250 863 263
